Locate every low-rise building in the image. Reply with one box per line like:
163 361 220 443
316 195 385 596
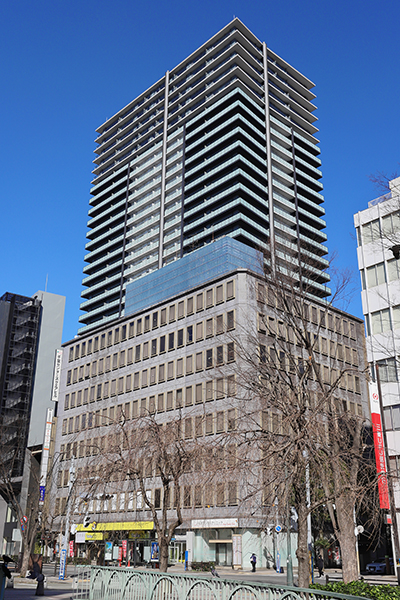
54 239 368 567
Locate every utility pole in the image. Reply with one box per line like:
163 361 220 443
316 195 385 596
376 365 400 585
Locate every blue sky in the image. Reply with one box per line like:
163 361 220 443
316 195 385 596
1 0 399 342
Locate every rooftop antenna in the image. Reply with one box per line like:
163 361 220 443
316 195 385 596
45 274 48 292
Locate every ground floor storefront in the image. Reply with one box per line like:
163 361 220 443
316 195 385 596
67 517 298 571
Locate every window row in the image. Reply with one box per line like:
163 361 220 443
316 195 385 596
259 345 361 390
366 306 400 336
256 284 357 338
54 481 238 517
384 404 400 432
257 325 359 365
62 377 236 435
65 343 235 400
357 213 400 247
68 280 235 361
66 314 235 384
371 358 398 383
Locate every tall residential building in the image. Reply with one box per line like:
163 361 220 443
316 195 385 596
0 290 65 554
354 176 400 511
80 18 329 334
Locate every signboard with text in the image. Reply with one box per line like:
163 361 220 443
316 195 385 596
369 381 390 509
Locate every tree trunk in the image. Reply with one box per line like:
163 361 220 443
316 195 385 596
336 495 358 583
159 538 169 573
296 500 310 588
20 541 31 577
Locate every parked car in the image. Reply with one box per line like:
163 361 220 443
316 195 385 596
365 557 393 574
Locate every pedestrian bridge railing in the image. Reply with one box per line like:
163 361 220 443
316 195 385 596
72 566 366 600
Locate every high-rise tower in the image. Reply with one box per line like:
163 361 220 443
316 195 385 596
80 19 329 334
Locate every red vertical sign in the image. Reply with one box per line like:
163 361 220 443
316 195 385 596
122 540 127 558
370 383 390 509
69 540 74 557
118 546 123 567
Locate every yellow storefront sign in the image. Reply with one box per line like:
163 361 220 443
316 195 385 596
85 532 104 541
76 521 153 532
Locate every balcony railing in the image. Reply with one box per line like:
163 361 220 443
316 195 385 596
72 566 366 600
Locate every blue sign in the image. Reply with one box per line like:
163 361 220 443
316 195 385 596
58 549 67 580
275 525 282 533
150 542 159 562
39 486 45 502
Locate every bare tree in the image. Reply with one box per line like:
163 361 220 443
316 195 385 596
74 407 218 572
230 269 374 585
0 445 41 576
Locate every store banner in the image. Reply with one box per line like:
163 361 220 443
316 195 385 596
369 381 390 509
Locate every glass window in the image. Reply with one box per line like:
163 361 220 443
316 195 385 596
367 263 386 287
377 358 397 382
178 301 184 319
206 318 213 337
187 297 194 314
151 339 157 356
393 406 400 430
169 305 175 322
160 335 166 353
137 319 142 335
185 386 193 406
206 289 213 308
177 329 184 347
177 358 183 377
216 345 223 365
196 352 203 371
160 308 167 325
196 293 203 312
216 315 224 334
187 325 193 344
362 219 380 244
391 305 400 331
168 332 175 351
195 383 202 404
152 312 158 329
144 315 150 332
196 322 203 341
206 349 213 368
167 361 174 379
371 308 391 334
166 391 173 410
388 258 400 282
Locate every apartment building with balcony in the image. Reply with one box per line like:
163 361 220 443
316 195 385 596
80 18 329 334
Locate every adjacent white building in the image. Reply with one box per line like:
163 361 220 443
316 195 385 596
354 176 400 511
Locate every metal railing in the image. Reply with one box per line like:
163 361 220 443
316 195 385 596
72 566 367 600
